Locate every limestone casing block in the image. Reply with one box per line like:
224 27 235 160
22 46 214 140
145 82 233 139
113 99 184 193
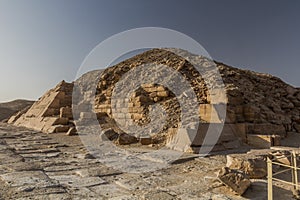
8 81 74 134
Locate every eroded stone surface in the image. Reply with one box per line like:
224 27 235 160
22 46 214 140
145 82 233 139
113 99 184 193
91 48 300 152
217 167 251 195
0 123 295 199
226 153 267 179
8 81 74 134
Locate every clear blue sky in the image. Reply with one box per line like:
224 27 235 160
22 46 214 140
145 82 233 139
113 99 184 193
0 0 299 102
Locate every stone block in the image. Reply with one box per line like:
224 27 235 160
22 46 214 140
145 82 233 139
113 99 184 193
96 104 108 109
294 124 300 133
134 95 149 102
225 107 236 123
243 104 260 122
100 128 118 141
128 107 144 113
233 123 247 142
140 137 153 145
53 117 69 125
42 108 57 117
228 96 244 105
141 83 154 89
133 101 142 107
199 104 222 123
74 103 90 111
80 112 94 119
166 128 197 152
156 86 165 92
217 167 250 195
246 124 286 136
131 91 141 98
117 133 138 145
223 140 241 149
247 134 281 148
127 102 134 108
153 97 161 102
207 88 228 104
191 123 240 146
226 154 267 179
149 92 157 98
49 98 60 109
48 125 70 133
66 127 77 136
132 113 144 120
0 171 54 188
157 91 169 97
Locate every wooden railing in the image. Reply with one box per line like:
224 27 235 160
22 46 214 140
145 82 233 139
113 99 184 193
267 150 300 200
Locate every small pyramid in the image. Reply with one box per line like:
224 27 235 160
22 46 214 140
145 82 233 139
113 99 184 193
8 81 75 134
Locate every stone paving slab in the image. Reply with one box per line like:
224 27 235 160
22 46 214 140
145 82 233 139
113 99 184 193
89 183 131 199
20 152 62 159
19 193 71 200
15 148 60 154
0 123 292 199
48 174 107 188
0 171 57 188
3 161 42 171
0 151 24 164
74 166 122 178
44 164 86 173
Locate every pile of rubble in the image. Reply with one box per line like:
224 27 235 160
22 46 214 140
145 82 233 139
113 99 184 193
93 48 300 151
215 149 296 196
7 48 300 153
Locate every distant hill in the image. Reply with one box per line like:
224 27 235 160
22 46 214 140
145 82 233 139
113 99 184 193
0 99 34 121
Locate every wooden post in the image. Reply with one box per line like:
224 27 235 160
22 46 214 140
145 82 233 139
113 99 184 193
267 156 273 200
292 151 299 198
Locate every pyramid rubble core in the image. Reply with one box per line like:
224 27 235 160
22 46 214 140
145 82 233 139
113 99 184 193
9 48 300 153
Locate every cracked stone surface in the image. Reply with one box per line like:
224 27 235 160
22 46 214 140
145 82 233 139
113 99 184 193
0 123 294 200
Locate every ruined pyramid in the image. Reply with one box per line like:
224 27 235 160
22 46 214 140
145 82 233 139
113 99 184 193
9 48 300 153
8 81 75 135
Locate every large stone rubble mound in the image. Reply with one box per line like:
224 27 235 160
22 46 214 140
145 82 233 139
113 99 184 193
8 81 76 135
94 48 300 152
8 48 300 153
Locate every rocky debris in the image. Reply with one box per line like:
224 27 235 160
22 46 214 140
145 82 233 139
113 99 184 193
117 133 139 145
226 153 267 179
100 128 119 141
91 48 300 152
294 124 300 133
8 81 75 134
7 48 300 152
217 167 251 195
